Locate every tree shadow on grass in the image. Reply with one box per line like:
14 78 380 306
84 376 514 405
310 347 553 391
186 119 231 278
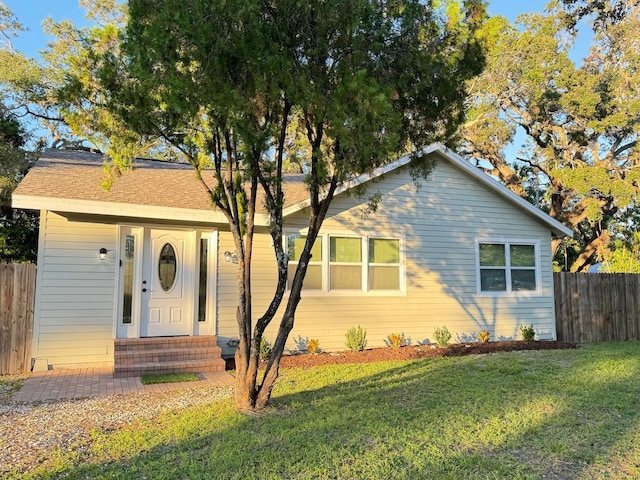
44 343 640 480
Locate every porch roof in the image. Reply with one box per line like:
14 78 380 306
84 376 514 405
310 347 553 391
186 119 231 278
12 149 310 225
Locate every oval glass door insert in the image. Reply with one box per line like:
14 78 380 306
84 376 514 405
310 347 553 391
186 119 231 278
158 243 177 291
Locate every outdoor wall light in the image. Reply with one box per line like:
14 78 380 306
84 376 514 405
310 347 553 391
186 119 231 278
223 250 239 264
99 247 108 261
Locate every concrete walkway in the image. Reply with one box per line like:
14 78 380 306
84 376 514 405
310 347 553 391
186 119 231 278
13 369 235 403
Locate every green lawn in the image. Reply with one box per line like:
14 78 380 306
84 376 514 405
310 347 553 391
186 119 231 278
20 342 640 479
140 372 200 385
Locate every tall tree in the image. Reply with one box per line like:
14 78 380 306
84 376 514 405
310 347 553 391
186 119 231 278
0 3 38 262
0 110 38 263
598 231 640 272
459 1 640 272
39 0 176 160
560 0 640 29
93 0 487 410
0 1 48 135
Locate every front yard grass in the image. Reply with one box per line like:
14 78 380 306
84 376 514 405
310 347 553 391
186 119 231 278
18 342 640 479
140 372 200 385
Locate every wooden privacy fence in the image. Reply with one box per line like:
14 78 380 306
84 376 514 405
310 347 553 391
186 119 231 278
554 272 640 344
0 263 36 374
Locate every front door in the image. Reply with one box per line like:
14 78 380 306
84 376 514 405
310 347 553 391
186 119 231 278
140 229 194 336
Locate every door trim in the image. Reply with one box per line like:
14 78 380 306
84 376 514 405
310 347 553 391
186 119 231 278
115 225 218 339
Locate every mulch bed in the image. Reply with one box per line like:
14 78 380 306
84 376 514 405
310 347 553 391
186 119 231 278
227 341 578 370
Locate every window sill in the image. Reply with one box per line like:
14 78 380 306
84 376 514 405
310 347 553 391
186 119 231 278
286 289 408 298
477 290 544 298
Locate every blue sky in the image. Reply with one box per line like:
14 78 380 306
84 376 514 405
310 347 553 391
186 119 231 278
5 0 580 60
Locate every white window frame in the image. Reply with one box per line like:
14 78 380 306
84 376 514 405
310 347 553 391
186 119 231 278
284 231 406 296
329 234 364 291
475 239 542 296
367 236 403 291
286 234 324 291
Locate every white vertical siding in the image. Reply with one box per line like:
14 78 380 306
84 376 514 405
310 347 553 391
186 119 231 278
217 156 559 354
33 211 117 369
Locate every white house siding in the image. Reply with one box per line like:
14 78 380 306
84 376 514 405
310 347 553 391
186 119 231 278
216 155 558 355
216 230 280 356
32 211 117 370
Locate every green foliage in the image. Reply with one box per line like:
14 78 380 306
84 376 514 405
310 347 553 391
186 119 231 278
345 326 368 352
259 337 272 361
306 338 320 354
0 375 26 406
0 208 38 263
0 110 38 263
40 2 170 160
460 2 640 272
598 231 640 273
520 324 536 341
0 5 43 110
478 330 490 343
559 0 636 31
386 332 406 349
0 110 29 203
433 326 452 347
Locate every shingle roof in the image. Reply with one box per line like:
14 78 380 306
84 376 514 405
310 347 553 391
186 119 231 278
12 149 310 221
12 146 573 237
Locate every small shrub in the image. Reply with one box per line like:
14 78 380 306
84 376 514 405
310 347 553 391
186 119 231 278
259 337 272 360
477 330 490 343
306 338 320 354
345 325 368 352
433 326 452 347
520 324 536 341
387 332 406 348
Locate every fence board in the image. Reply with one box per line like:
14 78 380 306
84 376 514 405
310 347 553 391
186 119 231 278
0 263 36 374
554 272 640 344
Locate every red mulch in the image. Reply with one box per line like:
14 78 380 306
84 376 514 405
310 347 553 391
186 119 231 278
227 341 578 370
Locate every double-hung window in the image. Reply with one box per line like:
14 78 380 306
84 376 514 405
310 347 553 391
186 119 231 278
287 235 323 290
285 233 403 293
330 236 362 290
477 241 539 294
368 238 400 290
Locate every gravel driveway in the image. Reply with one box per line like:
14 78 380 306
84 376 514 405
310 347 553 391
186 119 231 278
0 380 233 476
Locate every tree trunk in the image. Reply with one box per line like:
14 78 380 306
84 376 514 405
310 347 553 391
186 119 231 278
236 181 335 411
570 230 609 272
254 312 295 410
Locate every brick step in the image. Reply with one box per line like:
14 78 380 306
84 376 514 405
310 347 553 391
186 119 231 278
115 346 222 365
114 336 218 351
114 358 226 378
113 336 225 378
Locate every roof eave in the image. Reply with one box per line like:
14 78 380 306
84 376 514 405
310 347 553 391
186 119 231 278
282 144 573 239
439 147 574 238
282 144 442 218
12 194 271 226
